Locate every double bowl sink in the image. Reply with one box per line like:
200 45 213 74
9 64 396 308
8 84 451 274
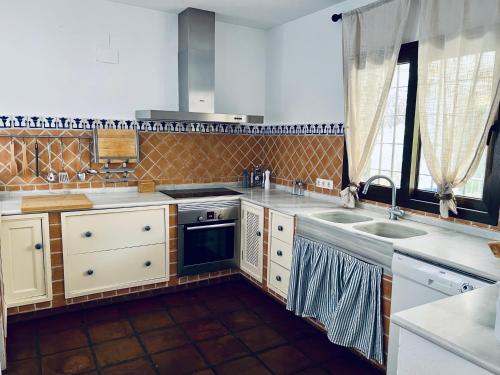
311 210 427 239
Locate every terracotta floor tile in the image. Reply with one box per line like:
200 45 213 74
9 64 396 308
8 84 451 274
4 358 39 375
192 369 216 375
39 327 88 355
252 302 295 323
272 317 318 342
215 356 272 375
182 318 229 341
322 356 382 375
204 296 245 313
161 291 199 307
293 367 330 375
88 319 133 343
151 344 207 374
123 298 163 315
130 310 174 332
294 334 348 363
7 337 37 361
41 347 95 375
236 325 286 352
94 337 144 367
219 310 262 331
196 334 249 365
141 327 190 354
37 312 84 335
7 321 37 341
101 358 156 375
168 303 210 323
84 305 125 324
238 290 275 306
259 345 311 375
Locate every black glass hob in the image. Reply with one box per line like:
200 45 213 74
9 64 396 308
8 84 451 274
159 187 242 199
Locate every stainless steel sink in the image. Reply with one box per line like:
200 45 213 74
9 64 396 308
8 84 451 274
312 211 373 224
353 222 427 239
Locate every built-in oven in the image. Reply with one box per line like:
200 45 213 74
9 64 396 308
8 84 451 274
178 201 240 276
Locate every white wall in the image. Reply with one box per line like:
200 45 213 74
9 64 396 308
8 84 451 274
0 0 178 119
0 0 267 120
215 21 266 116
263 0 380 125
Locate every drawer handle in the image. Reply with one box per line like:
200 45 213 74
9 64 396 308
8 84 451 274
86 269 94 276
256 231 262 237
144 225 151 232
277 225 284 231
277 250 283 256
84 231 92 238
145 261 152 267
276 275 282 282
34 243 43 250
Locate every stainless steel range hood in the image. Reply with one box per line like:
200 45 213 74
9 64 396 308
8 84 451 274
136 8 263 124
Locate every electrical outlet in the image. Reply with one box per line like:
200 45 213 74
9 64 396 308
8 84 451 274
316 178 334 189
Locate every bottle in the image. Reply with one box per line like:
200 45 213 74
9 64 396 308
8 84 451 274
264 170 271 190
495 283 500 341
242 169 249 188
250 171 254 188
291 179 297 195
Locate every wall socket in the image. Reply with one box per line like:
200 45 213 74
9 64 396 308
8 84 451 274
315 178 334 190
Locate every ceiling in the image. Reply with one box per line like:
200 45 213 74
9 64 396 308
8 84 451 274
107 0 341 29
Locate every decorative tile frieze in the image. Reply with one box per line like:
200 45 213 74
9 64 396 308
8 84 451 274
0 115 344 136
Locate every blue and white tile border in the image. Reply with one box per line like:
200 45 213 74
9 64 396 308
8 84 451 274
0 115 344 136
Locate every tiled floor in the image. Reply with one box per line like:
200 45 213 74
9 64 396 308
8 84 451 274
5 280 383 375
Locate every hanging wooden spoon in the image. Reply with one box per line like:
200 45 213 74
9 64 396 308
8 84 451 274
21 138 28 177
9 138 17 175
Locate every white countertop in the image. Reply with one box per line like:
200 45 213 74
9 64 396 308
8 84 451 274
1 185 499 280
392 283 500 374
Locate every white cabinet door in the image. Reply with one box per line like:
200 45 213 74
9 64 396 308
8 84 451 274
240 202 264 282
0 214 52 307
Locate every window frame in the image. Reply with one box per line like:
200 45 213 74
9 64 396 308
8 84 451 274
342 41 500 225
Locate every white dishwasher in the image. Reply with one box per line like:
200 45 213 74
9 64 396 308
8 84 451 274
387 252 494 375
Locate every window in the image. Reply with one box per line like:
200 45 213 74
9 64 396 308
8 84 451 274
343 41 499 225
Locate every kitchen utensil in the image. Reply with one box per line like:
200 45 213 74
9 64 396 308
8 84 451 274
76 138 86 182
21 139 28 176
9 138 17 175
94 129 139 163
34 139 40 177
46 140 57 183
58 139 69 183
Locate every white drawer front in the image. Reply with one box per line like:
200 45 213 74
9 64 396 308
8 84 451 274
270 211 294 244
66 244 166 297
63 208 166 254
270 237 293 270
268 261 290 297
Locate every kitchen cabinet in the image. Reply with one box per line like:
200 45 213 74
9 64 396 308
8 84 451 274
0 214 52 307
62 206 169 298
240 201 264 282
267 210 294 298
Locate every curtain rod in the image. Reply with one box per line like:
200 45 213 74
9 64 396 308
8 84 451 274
331 13 342 22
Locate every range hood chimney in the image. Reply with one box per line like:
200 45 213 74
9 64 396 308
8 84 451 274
136 8 264 124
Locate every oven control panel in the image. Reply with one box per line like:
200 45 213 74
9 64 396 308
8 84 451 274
198 211 224 221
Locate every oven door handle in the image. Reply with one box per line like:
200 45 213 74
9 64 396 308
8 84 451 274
185 222 236 231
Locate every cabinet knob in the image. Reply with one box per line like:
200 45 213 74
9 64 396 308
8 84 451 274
34 243 43 250
86 269 94 276
145 261 152 267
277 225 284 231
144 225 151 232
277 250 283 256
256 231 262 237
84 231 92 238
276 275 282 282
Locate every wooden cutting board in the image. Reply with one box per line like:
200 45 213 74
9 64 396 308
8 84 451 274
21 194 93 213
95 129 139 163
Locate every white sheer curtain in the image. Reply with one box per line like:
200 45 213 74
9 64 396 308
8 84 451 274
341 0 411 208
418 0 500 218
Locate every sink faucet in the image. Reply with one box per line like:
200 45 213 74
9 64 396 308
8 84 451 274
362 175 404 220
